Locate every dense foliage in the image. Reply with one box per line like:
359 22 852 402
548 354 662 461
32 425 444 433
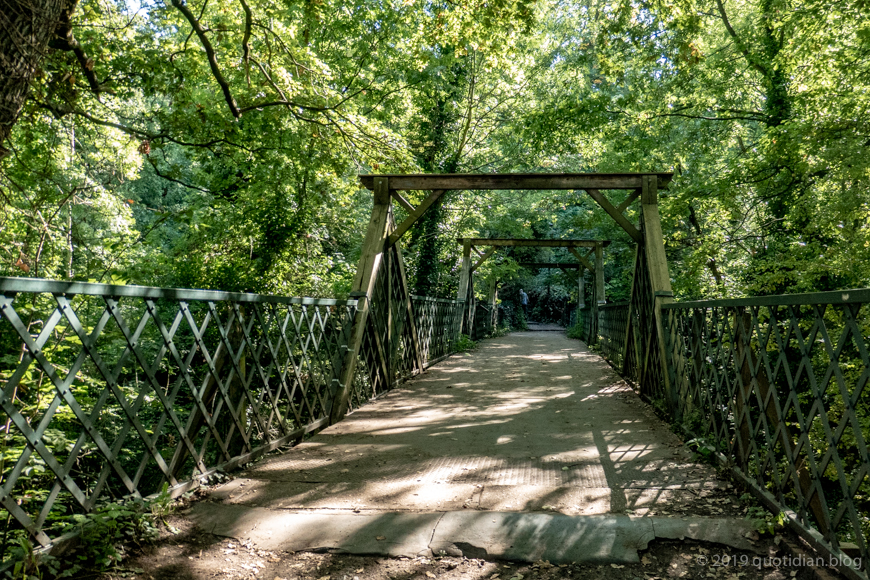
2 0 867 305
2 0 870 568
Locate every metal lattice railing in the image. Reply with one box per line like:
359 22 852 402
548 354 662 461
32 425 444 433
661 290 870 576
560 304 573 329
598 302 630 370
411 296 463 367
470 302 492 341
576 306 593 343
630 215 665 400
0 274 467 555
0 277 360 553
568 308 577 329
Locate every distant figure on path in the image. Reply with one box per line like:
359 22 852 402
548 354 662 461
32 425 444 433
519 288 529 319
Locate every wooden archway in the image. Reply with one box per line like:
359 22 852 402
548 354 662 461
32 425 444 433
331 173 674 422
455 238 612 338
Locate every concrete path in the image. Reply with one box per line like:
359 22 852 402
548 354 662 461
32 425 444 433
190 506 759 564
525 322 564 331
192 331 749 562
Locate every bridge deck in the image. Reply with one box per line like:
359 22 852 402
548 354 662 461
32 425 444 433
205 332 732 518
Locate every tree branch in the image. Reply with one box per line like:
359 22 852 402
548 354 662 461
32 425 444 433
170 0 241 118
714 0 769 78
48 33 104 95
146 156 212 193
652 112 766 122
36 101 255 150
237 100 330 114
239 0 252 86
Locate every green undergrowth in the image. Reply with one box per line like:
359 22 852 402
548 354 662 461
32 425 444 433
454 334 478 353
741 494 788 535
3 483 179 580
513 308 529 331
669 406 787 537
488 325 511 338
566 323 584 340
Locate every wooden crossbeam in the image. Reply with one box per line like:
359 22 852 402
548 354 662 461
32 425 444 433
456 238 611 248
360 173 673 191
387 189 447 247
519 262 582 269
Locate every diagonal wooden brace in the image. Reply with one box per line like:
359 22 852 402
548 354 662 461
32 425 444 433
387 189 447 247
331 177 392 422
471 247 497 273
586 188 642 243
567 247 595 272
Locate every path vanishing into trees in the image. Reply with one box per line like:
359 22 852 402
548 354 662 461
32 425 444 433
187 331 759 564
4 170 862 578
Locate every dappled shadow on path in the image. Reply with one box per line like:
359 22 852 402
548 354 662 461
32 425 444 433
204 331 728 519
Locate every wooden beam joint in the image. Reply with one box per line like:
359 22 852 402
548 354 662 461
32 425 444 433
585 189 642 244
568 247 595 272
387 189 448 247
470 247 497 273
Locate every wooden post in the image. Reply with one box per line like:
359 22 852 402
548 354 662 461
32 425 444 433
592 242 605 343
330 177 391 424
590 270 598 344
577 269 585 327
486 278 495 331
385 232 393 385
640 175 676 413
487 278 497 331
595 243 605 305
622 246 639 378
456 239 473 335
468 293 477 338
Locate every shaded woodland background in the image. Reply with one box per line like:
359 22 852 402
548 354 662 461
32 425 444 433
2 0 869 305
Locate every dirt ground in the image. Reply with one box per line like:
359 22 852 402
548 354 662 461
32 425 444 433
95 511 821 580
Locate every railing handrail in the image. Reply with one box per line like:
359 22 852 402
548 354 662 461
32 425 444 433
411 294 462 304
579 301 630 310
663 287 870 309
0 276 356 306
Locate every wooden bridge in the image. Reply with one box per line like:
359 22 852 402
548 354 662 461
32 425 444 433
1 173 868 580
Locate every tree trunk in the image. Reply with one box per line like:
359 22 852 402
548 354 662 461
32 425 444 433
0 0 76 157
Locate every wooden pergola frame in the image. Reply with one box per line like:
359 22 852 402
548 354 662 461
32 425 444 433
455 238 612 337
330 172 675 422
